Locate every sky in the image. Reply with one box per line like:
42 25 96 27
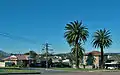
0 0 120 54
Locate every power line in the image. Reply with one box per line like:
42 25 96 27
0 32 38 44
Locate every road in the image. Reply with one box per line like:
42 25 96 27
8 68 67 75
8 68 120 75
8 72 120 75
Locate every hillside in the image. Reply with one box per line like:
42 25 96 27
0 50 10 58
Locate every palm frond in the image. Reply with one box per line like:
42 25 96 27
64 20 89 46
92 29 112 48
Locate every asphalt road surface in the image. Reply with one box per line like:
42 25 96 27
8 68 120 75
8 72 120 75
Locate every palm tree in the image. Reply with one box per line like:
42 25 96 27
71 43 85 63
92 29 112 69
64 20 89 68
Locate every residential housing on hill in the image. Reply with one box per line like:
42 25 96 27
0 50 120 69
2 54 32 67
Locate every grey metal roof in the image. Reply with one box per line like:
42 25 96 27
108 55 120 62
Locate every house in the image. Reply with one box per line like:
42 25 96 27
83 51 120 69
84 51 101 65
52 56 62 63
83 51 102 68
0 62 5 67
105 55 120 69
3 55 29 67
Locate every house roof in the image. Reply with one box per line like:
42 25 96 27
3 55 29 61
108 55 120 62
85 51 101 56
105 53 120 55
3 55 17 61
16 55 29 60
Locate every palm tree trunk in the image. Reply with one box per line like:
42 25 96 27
100 46 104 69
76 44 79 69
75 38 79 69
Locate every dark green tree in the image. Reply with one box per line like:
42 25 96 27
92 29 112 69
48 58 52 68
29 51 37 59
71 43 85 64
86 53 95 65
24 50 37 64
64 20 89 68
24 50 37 58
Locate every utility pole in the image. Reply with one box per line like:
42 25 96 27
45 43 48 69
42 43 53 70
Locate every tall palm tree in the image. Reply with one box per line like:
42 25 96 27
92 29 112 69
64 20 89 68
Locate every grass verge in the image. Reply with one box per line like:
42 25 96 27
0 69 40 74
53 68 95 71
52 68 120 72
